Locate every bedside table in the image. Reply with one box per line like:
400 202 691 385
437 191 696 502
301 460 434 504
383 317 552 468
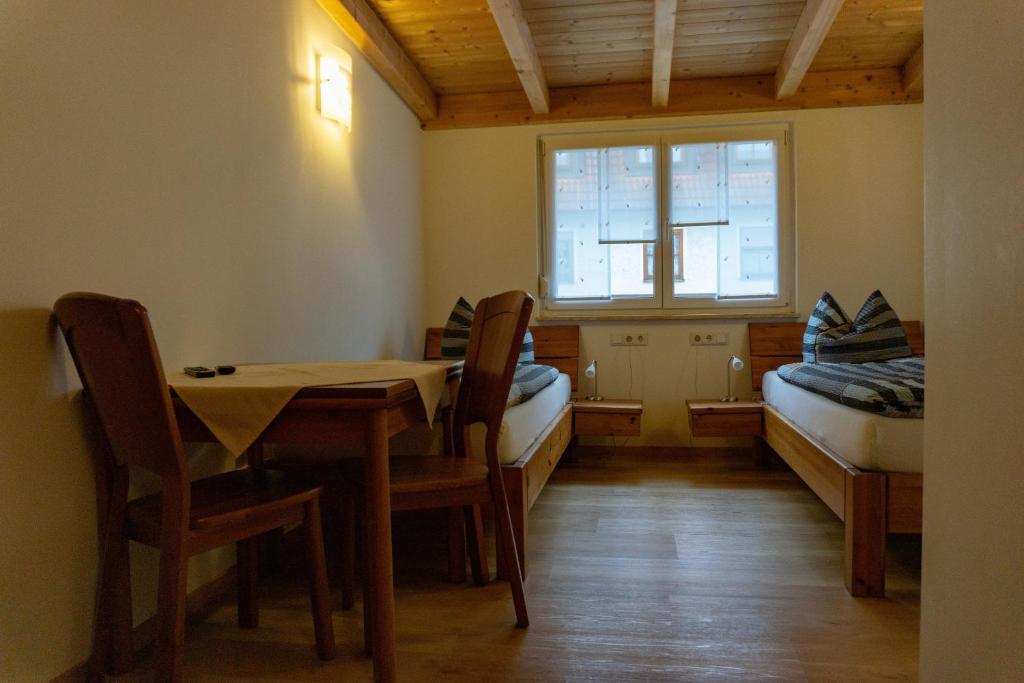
572 398 643 436
686 399 764 438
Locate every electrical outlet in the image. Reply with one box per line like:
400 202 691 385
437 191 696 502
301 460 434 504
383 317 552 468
689 331 729 346
610 332 649 346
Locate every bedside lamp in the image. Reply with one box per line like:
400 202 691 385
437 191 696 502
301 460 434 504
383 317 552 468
584 360 602 401
721 355 744 403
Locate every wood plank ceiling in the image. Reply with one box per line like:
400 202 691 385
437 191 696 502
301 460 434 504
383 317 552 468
318 0 923 129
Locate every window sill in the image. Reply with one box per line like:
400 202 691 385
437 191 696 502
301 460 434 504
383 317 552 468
537 310 800 322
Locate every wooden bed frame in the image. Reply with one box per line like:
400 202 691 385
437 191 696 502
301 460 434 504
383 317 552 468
424 325 578 579
749 322 924 597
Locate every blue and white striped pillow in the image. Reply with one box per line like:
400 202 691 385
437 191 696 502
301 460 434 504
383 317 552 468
440 297 535 364
507 363 559 406
803 290 912 364
440 297 475 360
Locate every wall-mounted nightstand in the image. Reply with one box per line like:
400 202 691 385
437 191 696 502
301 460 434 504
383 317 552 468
686 399 768 466
686 399 764 437
572 398 643 436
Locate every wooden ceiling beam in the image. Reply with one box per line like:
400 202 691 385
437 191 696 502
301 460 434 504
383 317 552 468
486 0 551 114
903 43 923 93
774 0 845 99
316 0 438 121
426 68 921 130
652 0 678 106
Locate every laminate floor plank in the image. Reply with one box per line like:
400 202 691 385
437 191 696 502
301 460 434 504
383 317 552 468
108 447 920 682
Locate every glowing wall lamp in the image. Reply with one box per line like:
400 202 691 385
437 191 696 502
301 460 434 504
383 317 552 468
317 47 352 130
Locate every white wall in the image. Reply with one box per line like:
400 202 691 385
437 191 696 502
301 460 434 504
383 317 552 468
921 1 1024 679
0 1 423 679
422 106 924 445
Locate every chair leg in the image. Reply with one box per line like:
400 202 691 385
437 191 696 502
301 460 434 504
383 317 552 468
448 507 468 584
498 468 528 581
340 492 356 611
90 504 134 679
302 498 337 661
236 539 259 628
490 477 529 628
464 505 489 586
88 459 133 679
152 537 189 682
494 503 529 627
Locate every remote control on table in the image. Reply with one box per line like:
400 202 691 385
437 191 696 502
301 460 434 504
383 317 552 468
184 366 216 378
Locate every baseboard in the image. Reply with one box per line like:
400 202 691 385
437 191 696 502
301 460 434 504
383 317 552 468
50 567 236 683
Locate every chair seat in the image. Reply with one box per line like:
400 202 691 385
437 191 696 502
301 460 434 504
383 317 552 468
127 469 323 544
342 456 490 496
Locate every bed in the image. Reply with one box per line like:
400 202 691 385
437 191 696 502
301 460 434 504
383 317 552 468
750 321 924 597
424 325 578 578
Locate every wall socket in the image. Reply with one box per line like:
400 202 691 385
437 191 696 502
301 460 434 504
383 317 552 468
689 331 730 346
610 332 648 346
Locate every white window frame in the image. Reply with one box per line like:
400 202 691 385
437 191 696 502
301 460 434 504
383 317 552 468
538 122 796 320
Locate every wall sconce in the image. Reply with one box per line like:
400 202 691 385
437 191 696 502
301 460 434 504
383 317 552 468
721 355 745 402
317 47 352 130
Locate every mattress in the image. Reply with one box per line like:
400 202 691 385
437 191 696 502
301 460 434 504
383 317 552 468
471 372 571 465
762 370 923 473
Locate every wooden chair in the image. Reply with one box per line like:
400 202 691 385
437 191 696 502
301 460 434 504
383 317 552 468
53 293 336 682
343 290 532 632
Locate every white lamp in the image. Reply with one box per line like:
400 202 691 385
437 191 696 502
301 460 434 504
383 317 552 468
721 355 744 402
317 47 353 130
584 360 602 401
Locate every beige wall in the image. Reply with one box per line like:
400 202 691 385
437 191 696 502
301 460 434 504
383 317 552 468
422 106 924 445
921 1 1024 679
0 1 423 679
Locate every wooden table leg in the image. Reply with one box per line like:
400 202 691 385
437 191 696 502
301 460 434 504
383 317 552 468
364 408 396 683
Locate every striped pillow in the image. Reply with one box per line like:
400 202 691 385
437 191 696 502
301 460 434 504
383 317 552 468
440 297 535 364
507 363 560 406
803 290 912 364
440 297 474 360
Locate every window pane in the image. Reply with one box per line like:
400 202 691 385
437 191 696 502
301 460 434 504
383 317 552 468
669 143 728 227
669 140 778 299
599 146 657 243
610 243 653 297
552 147 654 301
674 225 717 296
719 140 778 297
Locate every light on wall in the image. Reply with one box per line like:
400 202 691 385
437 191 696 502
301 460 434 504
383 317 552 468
721 355 745 403
317 47 352 130
584 360 602 401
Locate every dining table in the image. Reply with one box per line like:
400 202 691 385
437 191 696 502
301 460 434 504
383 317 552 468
170 359 462 683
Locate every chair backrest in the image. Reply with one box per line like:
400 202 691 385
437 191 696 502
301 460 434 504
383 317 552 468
452 291 534 469
54 293 187 486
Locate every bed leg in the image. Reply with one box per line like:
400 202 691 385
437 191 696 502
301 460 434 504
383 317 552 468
844 470 887 597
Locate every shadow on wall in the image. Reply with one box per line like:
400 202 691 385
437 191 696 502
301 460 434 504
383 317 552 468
0 305 239 661
0 307 101 660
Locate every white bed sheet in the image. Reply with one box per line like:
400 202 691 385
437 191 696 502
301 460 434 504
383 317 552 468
762 370 923 473
470 373 571 465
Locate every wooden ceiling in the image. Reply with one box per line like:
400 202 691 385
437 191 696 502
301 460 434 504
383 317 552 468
317 0 923 129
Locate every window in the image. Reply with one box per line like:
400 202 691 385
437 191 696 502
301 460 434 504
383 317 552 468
539 124 794 318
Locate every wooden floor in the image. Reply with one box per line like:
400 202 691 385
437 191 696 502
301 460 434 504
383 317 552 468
112 448 921 682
